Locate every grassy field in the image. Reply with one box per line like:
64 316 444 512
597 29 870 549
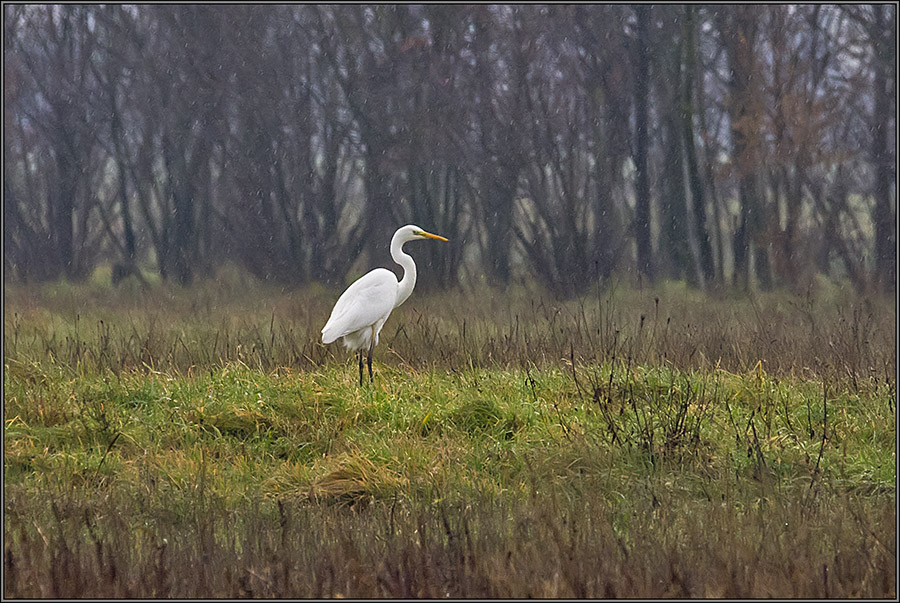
3 275 896 597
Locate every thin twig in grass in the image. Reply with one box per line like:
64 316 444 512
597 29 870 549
524 366 538 407
747 412 767 478
278 498 290 551
95 431 122 477
526 365 570 441
651 297 659 355
625 355 654 455
553 397 573 441
389 492 398 538
569 343 584 396
807 382 829 500
804 389 816 440
590 365 621 447
387 347 414 373
722 388 744 450
269 311 276 354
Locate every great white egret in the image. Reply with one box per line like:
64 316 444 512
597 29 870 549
321 224 448 385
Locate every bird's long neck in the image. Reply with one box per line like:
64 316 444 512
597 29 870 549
391 233 417 308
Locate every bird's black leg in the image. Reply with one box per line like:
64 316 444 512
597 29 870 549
358 350 364 386
367 341 374 382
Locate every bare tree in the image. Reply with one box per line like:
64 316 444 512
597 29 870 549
717 7 772 290
843 5 897 294
467 6 524 287
681 6 716 287
5 5 104 281
511 6 624 298
631 5 654 283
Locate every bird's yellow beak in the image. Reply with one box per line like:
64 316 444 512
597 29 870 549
419 230 448 242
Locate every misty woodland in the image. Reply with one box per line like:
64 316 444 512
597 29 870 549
4 5 895 296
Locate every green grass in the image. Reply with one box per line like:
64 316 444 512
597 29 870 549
3 278 896 597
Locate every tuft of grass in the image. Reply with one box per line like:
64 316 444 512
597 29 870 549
310 452 408 505
447 397 523 438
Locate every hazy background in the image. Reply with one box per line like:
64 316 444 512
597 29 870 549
4 4 896 297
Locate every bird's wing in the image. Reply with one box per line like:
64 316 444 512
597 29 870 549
321 268 399 344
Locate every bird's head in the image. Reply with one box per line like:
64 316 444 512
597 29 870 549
399 225 448 243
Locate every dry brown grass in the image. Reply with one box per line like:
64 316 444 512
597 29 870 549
5 279 895 386
4 485 895 598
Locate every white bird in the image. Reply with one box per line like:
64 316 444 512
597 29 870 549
321 224 448 385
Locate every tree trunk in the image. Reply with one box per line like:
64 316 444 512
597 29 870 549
363 144 402 268
632 5 654 282
682 6 715 287
872 5 896 294
54 152 77 280
720 7 767 291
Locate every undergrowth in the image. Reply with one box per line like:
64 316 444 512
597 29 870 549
3 279 896 597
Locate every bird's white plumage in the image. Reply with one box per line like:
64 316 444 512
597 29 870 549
321 268 399 349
